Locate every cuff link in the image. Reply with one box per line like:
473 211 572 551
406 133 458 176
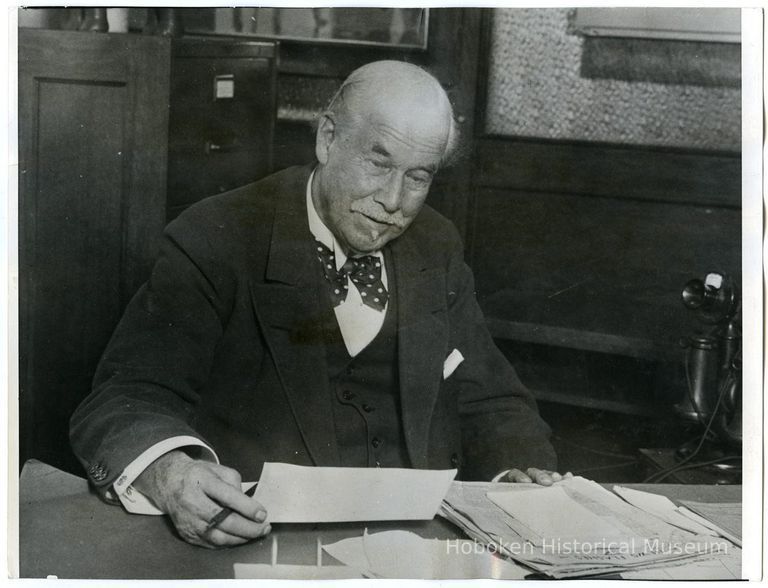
87 462 109 482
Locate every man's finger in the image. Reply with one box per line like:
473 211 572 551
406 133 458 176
202 526 252 548
535 473 554 486
550 471 563 482
215 511 272 540
213 464 243 488
525 468 557 486
506 468 532 483
203 476 267 521
168 508 245 549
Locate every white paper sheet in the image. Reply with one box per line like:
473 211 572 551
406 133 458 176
254 462 457 523
487 485 629 543
620 547 741 580
613 485 717 536
678 501 742 547
323 530 528 579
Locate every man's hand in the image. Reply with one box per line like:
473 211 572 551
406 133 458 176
503 468 573 486
133 450 271 549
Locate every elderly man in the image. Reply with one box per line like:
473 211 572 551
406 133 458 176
70 61 560 549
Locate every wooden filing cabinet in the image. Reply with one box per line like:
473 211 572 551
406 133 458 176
167 38 277 220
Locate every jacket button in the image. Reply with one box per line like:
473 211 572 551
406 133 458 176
342 390 354 401
345 367 354 376
450 453 460 467
371 437 381 448
363 404 374 413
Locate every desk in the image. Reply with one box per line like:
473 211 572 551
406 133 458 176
18 460 741 579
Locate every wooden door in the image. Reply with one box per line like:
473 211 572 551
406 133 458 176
18 29 170 472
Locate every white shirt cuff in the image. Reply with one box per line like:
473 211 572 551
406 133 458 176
112 436 218 515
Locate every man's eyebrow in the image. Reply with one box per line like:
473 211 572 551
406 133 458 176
410 163 437 175
371 142 437 174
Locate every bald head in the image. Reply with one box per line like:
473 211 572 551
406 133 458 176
325 61 459 166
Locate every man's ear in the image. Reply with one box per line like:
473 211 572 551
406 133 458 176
315 114 336 165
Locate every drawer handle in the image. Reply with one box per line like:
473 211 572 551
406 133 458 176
206 140 241 154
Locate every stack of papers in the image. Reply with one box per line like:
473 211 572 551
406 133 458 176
439 476 740 579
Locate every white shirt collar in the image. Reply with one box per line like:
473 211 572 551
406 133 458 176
306 169 382 272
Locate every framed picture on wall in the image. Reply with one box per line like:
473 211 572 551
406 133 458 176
180 7 429 49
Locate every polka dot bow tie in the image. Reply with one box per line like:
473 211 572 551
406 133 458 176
315 241 388 311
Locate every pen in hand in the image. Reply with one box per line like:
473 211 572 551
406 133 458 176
205 483 259 533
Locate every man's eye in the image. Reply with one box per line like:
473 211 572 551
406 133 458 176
369 159 389 169
407 173 432 186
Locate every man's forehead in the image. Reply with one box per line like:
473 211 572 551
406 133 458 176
372 119 446 157
358 101 450 159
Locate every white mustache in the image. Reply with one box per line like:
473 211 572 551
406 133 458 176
351 202 406 229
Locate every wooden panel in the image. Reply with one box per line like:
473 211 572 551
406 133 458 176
19 29 130 80
497 340 667 416
471 187 741 359
172 39 275 59
19 29 170 472
122 35 171 298
476 138 741 208
27 80 127 467
272 120 316 173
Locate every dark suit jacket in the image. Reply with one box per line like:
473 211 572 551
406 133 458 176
70 165 556 494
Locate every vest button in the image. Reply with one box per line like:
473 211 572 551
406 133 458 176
371 437 381 448
345 367 354 376
362 404 374 413
342 390 354 401
451 453 460 467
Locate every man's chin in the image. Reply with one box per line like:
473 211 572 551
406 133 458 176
346 233 395 255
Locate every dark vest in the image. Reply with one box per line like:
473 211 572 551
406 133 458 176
318 249 410 468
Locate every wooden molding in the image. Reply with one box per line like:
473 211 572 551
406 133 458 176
475 137 741 208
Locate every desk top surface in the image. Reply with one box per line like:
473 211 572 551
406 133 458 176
18 460 741 579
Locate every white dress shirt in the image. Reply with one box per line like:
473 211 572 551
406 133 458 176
112 170 388 513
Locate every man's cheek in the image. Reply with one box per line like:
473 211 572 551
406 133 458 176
405 190 430 211
402 200 427 218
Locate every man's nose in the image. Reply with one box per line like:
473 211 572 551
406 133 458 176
374 173 404 213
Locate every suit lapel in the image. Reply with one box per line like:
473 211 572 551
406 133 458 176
391 231 449 468
249 168 340 466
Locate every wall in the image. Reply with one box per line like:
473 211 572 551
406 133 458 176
485 8 740 151
471 9 741 416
